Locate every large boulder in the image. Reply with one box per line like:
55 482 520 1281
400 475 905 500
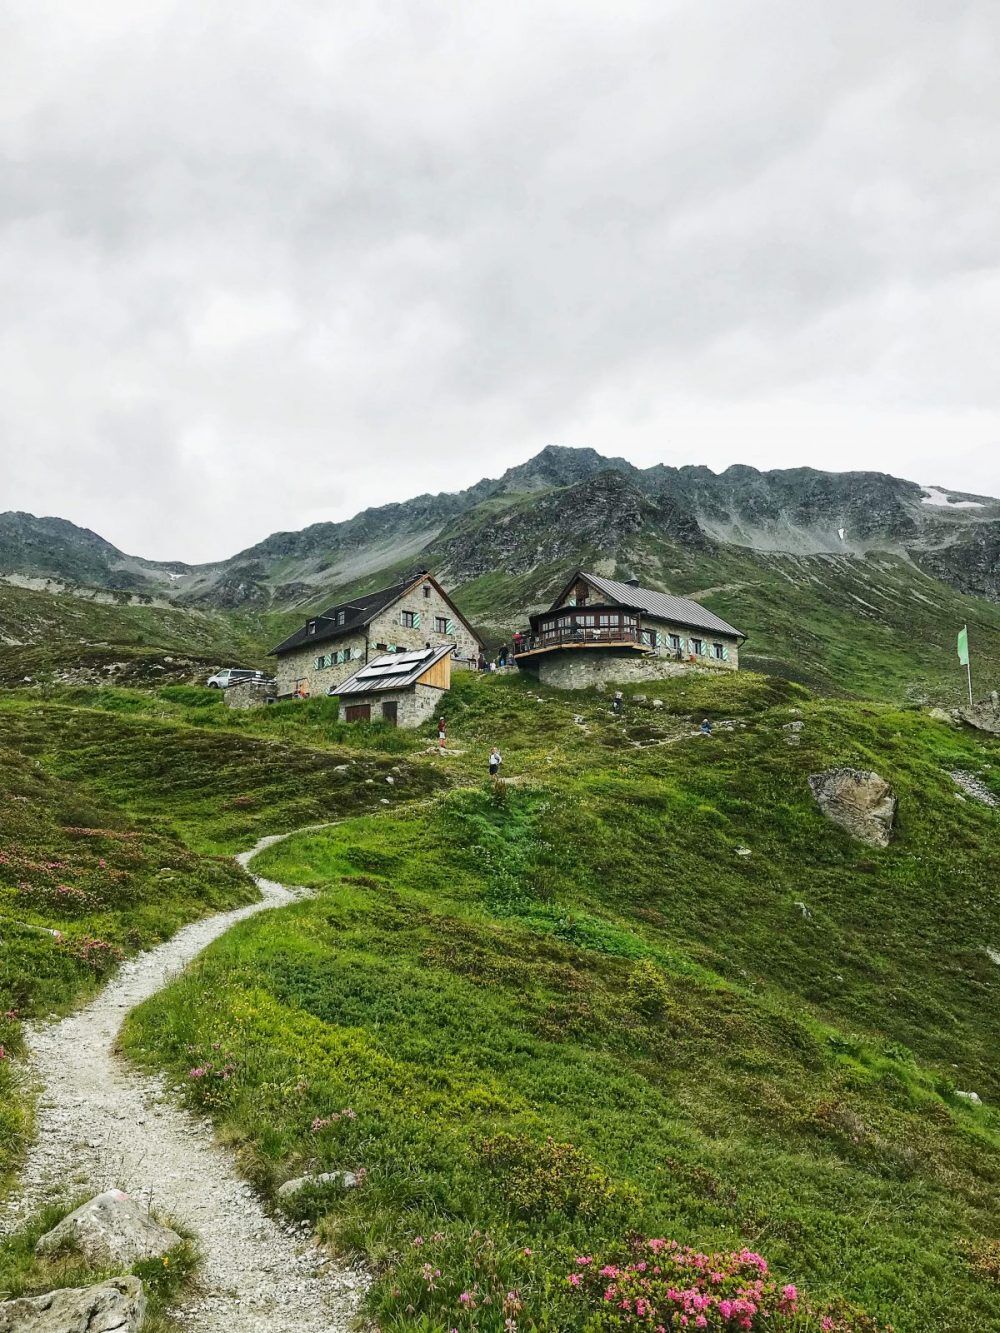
808 768 897 847
959 693 1000 735
35 1190 180 1267
0 1276 145 1333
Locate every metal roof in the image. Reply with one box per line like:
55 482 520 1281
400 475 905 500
574 572 745 639
334 643 454 696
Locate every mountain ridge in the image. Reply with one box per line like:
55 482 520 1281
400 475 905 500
2 446 998 612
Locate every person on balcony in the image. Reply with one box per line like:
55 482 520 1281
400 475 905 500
513 630 523 654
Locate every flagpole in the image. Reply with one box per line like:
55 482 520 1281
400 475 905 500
964 623 974 706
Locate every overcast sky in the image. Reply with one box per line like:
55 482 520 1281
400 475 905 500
3 1 999 561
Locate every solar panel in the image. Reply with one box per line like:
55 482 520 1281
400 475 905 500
394 649 430 663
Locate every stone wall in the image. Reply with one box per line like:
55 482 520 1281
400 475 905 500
339 682 443 728
275 632 368 698
533 650 717 691
224 678 275 709
367 580 480 665
646 620 740 672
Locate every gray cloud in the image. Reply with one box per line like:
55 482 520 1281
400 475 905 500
2 0 999 560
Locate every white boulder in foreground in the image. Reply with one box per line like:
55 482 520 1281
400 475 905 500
35 1190 180 1267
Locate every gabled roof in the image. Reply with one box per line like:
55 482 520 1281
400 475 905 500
270 571 481 656
556 571 745 640
335 643 453 696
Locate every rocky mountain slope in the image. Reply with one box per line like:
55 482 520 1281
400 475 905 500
3 447 998 610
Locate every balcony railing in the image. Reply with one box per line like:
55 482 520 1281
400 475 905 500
513 625 650 655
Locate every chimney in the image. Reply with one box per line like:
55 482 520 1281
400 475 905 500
624 576 640 588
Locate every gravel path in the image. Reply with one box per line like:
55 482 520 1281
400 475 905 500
1 828 365 1331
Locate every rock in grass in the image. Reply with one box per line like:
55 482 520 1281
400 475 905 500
277 1170 360 1201
955 1090 983 1106
35 1190 180 1267
807 768 897 848
0 1275 145 1332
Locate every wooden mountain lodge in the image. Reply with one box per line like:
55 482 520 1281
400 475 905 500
513 570 745 689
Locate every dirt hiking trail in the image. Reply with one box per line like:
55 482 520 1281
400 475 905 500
1 828 364 1331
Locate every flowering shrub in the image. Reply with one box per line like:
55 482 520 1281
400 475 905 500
566 1239 892 1331
59 934 125 973
377 1228 534 1332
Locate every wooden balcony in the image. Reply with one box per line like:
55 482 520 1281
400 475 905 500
513 624 654 660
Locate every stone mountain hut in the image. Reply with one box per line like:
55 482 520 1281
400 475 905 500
514 570 745 689
270 570 482 699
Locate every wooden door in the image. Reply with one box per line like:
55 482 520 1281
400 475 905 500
381 700 398 726
345 703 371 723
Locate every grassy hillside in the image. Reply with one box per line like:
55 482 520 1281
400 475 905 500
0 690 445 1204
0 739 253 1190
0 580 295 686
115 670 1000 1331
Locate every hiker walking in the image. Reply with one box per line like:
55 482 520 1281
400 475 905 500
489 745 502 778
437 716 447 753
477 652 486 672
612 691 624 715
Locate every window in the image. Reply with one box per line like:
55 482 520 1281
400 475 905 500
642 628 658 648
423 584 432 599
669 634 681 653
713 642 724 660
691 638 703 656
337 610 346 626
401 610 418 628
435 616 449 633
307 620 317 635
343 646 352 661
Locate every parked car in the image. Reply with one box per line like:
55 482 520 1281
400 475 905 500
206 667 266 689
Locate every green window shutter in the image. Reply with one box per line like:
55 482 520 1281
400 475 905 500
722 645 729 661
315 655 326 670
413 611 421 629
445 618 453 633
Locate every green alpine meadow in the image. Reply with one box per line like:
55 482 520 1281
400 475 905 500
1 449 999 1330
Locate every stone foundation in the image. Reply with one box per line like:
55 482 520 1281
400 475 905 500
530 651 717 691
340 682 444 728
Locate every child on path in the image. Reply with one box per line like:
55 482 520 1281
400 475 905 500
489 745 502 778
699 718 713 736
438 717 447 753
